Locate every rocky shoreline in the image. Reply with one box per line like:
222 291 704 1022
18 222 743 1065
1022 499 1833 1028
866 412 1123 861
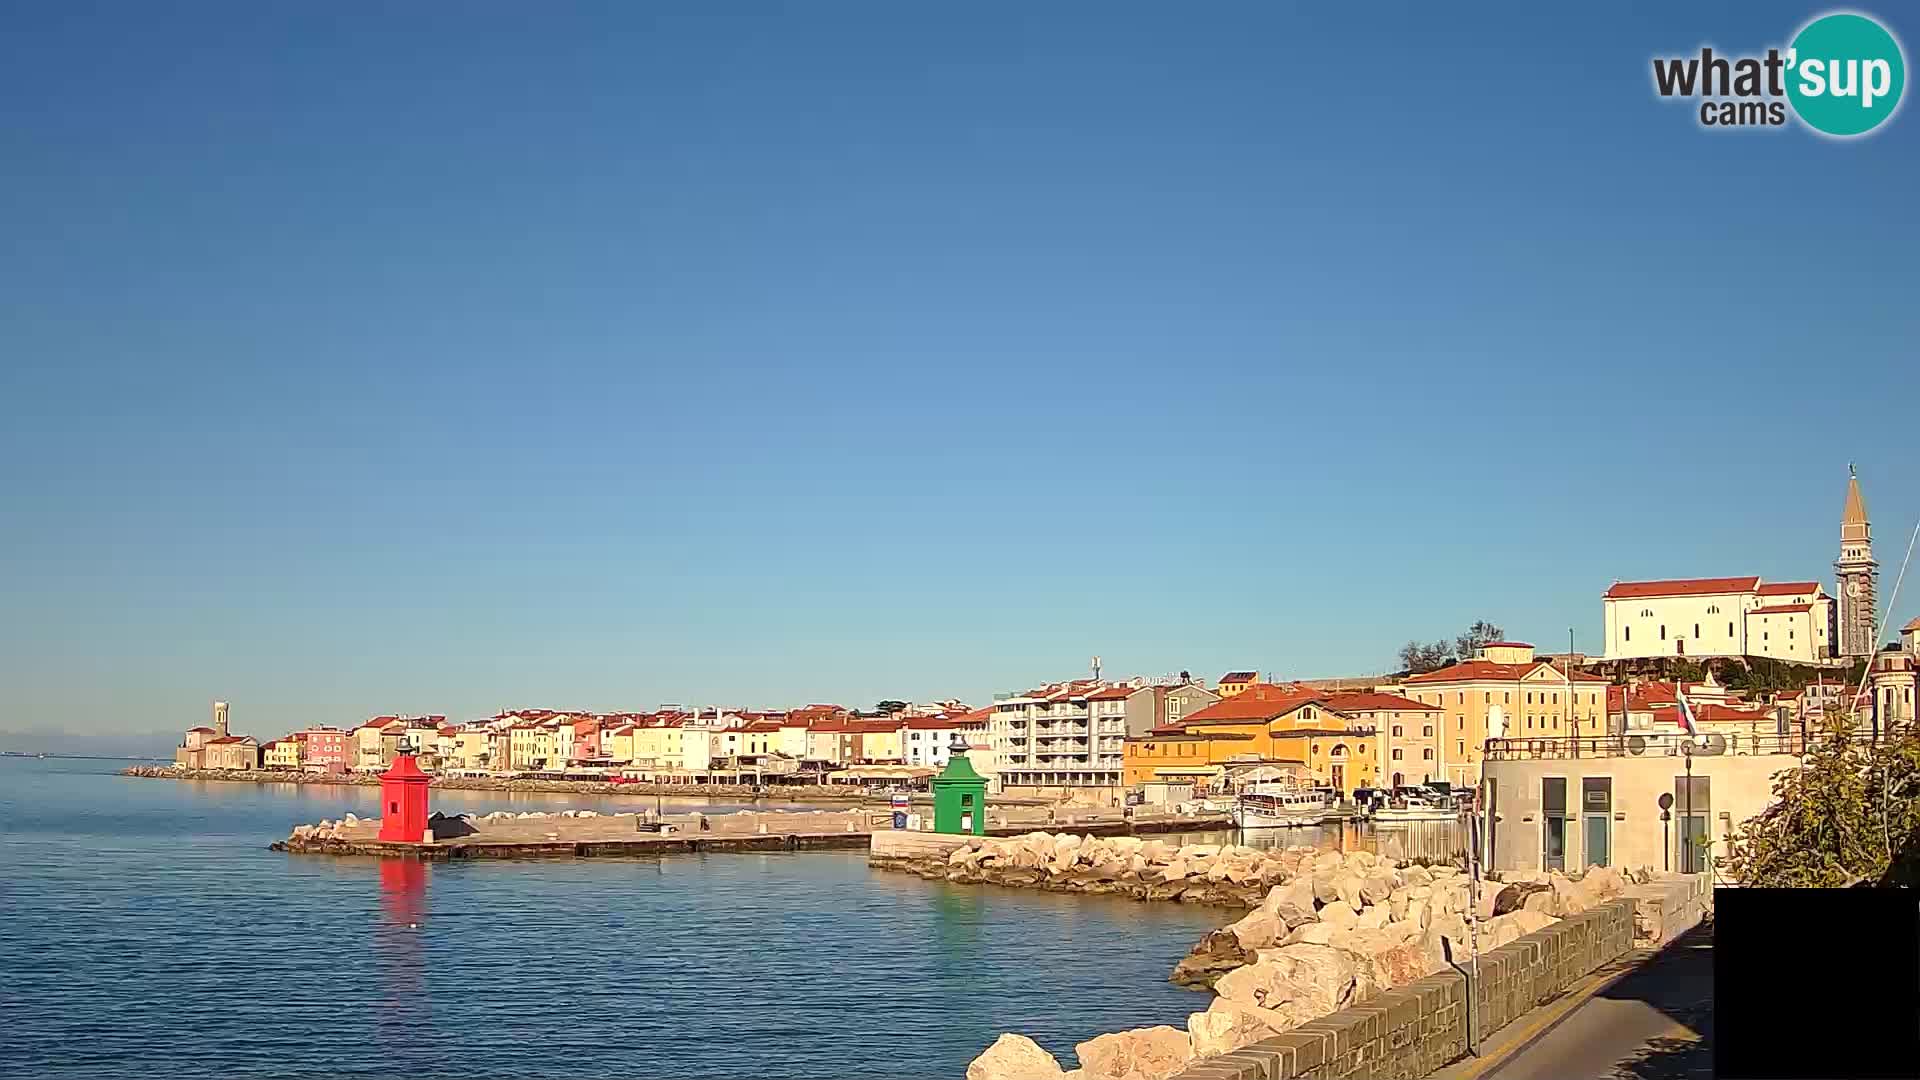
120 764 850 800
950 833 1663 1080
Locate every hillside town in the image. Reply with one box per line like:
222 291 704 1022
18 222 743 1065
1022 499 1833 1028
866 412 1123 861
171 473 1916 819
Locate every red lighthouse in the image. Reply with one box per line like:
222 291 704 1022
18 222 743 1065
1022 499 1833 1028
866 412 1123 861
377 754 432 843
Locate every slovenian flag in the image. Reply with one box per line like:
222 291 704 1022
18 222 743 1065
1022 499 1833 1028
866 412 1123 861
1675 687 1701 737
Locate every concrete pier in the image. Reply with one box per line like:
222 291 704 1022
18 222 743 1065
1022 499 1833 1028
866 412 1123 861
275 808 1234 861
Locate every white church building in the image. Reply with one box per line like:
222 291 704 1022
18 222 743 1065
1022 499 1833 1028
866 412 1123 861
1600 471 1877 666
1601 577 1835 663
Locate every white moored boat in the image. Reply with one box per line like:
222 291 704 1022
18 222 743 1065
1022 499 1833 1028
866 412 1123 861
1230 782 1335 829
1368 792 1460 825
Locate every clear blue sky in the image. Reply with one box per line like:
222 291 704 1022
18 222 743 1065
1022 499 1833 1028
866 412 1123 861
3 3 1916 738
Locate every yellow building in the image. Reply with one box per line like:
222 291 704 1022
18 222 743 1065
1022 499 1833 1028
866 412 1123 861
1395 642 1610 788
263 738 302 771
603 725 637 765
1123 686 1382 793
1320 691 1443 789
354 723 392 771
631 721 686 769
1216 671 1261 698
507 725 538 770
853 721 904 763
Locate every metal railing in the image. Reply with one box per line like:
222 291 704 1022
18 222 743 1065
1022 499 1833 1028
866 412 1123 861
1483 731 1805 760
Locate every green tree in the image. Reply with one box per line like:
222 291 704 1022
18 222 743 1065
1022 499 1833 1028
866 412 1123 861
1669 659 1705 684
875 700 910 716
1722 718 1920 887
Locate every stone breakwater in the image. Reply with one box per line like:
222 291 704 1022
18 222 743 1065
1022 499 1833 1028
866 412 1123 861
871 833 1375 908
122 765 827 799
953 834 1664 1080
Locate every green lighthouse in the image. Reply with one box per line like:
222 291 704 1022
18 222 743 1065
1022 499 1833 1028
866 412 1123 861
930 732 988 835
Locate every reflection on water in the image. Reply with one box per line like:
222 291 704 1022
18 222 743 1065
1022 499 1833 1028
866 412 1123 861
1161 820 1468 863
375 859 429 1034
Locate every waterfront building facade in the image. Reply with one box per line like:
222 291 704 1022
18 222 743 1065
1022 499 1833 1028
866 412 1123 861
1320 691 1442 788
1397 642 1610 789
1479 730 1801 875
1121 685 1385 794
990 680 1124 798
298 728 349 773
201 735 260 771
263 738 301 770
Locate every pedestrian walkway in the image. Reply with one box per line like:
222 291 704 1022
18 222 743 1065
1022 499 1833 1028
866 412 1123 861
1429 921 1713 1080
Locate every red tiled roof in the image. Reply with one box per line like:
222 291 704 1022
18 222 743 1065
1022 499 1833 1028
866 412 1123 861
1757 582 1820 596
206 735 255 745
903 716 961 730
1405 660 1607 684
1219 671 1259 684
1181 686 1326 724
742 720 783 732
1904 616 1920 633
1604 576 1759 599
186 726 215 733
955 706 995 726
1649 703 1774 724
1086 685 1137 701
847 719 903 734
1321 691 1440 713
1750 604 1813 615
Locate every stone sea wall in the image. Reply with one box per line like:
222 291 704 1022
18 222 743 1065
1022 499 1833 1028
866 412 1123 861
954 832 1670 1080
871 833 1388 909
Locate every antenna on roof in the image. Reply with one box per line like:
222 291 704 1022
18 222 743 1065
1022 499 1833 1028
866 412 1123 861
1091 655 1102 681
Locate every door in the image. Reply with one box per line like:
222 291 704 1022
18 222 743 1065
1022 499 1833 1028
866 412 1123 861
1541 777 1568 871
1582 777 1612 868
1583 814 1610 868
1330 763 1345 793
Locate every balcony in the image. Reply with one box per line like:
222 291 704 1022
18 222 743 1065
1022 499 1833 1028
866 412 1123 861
1484 732 1804 761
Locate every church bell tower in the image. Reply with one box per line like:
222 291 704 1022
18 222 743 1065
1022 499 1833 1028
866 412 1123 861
1836 466 1879 658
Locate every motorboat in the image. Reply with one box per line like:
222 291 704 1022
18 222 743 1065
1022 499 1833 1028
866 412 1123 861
1231 782 1335 829
1368 790 1460 825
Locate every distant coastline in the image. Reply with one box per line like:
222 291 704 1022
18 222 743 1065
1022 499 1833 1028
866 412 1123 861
119 764 902 803
5 751 169 762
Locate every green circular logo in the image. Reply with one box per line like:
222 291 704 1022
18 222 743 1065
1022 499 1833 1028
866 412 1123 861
1787 13 1906 136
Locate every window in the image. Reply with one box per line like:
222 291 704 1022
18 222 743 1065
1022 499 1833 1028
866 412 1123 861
1392 725 1403 737
1659 625 1667 640
1526 692 1533 705
1625 627 1631 642
1504 693 1511 704
1483 692 1490 704
1707 604 1719 614
1457 692 1464 705
1694 623 1700 638
1391 749 1403 760
1423 749 1433 760
1458 717 1464 730
1457 740 1466 754
1526 717 1533 729
1641 608 1653 617
1423 725 1434 737
1727 622 1734 637
1551 693 1558 705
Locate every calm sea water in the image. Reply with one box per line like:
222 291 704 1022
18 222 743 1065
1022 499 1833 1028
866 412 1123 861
0 758 1241 1080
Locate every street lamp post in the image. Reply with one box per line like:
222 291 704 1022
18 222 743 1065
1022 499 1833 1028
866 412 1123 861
1658 792 1674 872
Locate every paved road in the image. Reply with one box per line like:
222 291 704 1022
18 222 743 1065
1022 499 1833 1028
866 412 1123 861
1434 923 1714 1080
